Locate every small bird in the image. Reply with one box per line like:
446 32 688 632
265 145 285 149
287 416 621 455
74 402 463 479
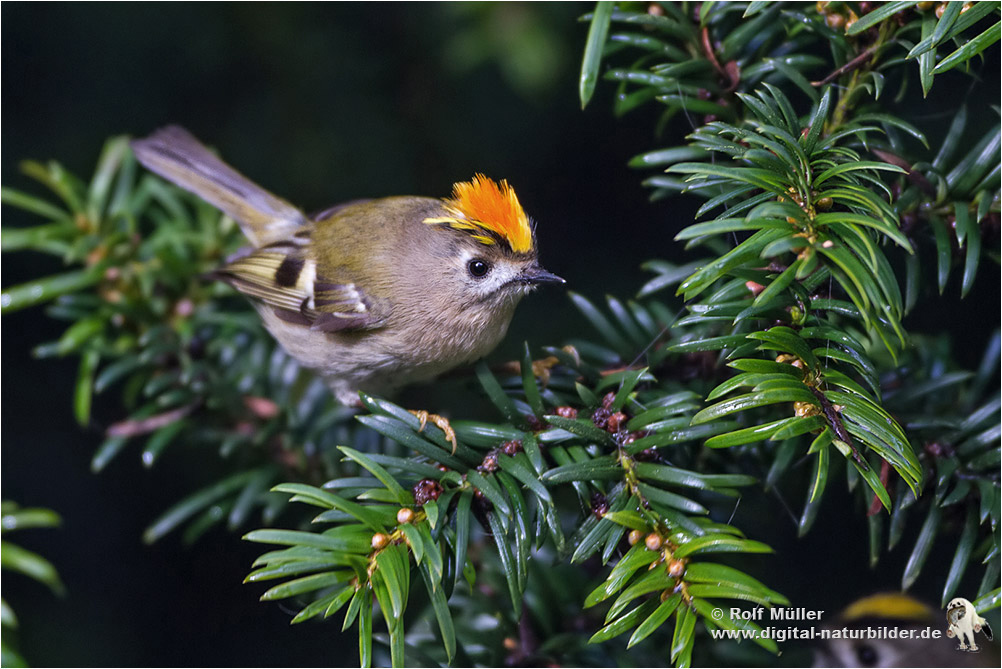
131 127 564 430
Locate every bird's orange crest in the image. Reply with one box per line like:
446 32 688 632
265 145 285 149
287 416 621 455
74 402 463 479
424 174 534 254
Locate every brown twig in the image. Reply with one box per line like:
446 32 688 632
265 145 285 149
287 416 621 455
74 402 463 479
871 148 936 196
867 459 892 516
811 46 877 87
809 386 866 467
107 403 197 438
701 26 740 92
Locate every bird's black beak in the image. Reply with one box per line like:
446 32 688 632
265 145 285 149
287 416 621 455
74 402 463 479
520 265 566 286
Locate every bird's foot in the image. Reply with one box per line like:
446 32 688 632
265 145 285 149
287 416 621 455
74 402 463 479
410 410 457 455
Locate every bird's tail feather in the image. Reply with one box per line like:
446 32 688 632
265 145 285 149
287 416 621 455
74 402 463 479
130 126 305 247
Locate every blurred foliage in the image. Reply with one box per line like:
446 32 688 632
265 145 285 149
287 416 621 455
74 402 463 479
1 502 64 667
1 1 1000 667
440 3 572 99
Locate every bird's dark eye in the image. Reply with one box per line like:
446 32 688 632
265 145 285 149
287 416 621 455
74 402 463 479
855 643 879 667
467 259 491 278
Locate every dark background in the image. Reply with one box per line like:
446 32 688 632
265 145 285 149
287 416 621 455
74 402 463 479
2 3 997 667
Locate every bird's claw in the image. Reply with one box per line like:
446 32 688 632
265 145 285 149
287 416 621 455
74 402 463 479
410 410 457 455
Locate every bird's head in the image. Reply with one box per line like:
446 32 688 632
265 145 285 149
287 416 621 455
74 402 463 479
423 174 564 309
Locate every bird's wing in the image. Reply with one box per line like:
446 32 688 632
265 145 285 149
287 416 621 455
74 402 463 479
214 241 384 333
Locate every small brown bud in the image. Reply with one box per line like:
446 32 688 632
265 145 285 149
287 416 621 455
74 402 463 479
503 637 519 651
745 280 766 296
412 478 443 505
602 392 616 410
935 3 946 18
816 196 833 211
371 533 390 550
606 411 627 433
472 487 493 515
668 559 686 579
825 12 845 29
524 414 546 432
645 533 663 551
916 1 935 9
591 406 612 430
478 451 500 473
591 492 609 518
628 529 644 545
396 508 415 525
633 446 659 462
647 2 665 16
555 406 578 419
500 440 523 456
